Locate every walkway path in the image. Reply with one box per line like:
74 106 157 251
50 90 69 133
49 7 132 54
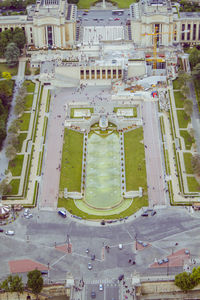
142 101 166 207
39 89 66 210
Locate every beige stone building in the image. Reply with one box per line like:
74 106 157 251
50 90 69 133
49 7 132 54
0 0 199 49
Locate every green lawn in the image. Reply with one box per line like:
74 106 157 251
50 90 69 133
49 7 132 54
6 179 20 195
174 91 185 108
16 133 27 153
124 127 147 191
17 113 31 131
58 195 148 219
183 152 193 174
187 176 200 192
8 155 24 176
59 129 83 192
177 110 190 128
194 79 200 113
24 94 34 111
173 79 181 90
0 63 18 76
180 130 194 150
70 107 94 118
114 107 137 117
24 80 35 93
77 0 134 8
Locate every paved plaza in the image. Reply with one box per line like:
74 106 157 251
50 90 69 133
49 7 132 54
83 26 124 45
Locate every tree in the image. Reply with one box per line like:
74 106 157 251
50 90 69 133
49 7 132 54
5 42 20 67
0 275 24 299
178 71 191 87
5 144 17 160
192 63 200 79
2 72 12 80
27 270 43 298
8 119 20 134
181 85 190 98
184 99 193 117
191 266 200 286
192 154 200 177
0 179 12 195
189 47 200 69
14 102 24 116
0 119 6 144
175 271 195 291
13 28 26 51
7 133 19 149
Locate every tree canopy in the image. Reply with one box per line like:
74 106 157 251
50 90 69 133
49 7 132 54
0 28 26 57
189 47 200 69
0 275 24 293
175 267 200 291
5 42 20 67
175 271 195 291
27 270 43 296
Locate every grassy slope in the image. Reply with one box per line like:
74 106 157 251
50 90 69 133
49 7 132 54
59 129 83 192
124 127 147 191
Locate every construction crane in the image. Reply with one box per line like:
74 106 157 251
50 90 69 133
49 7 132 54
142 27 176 69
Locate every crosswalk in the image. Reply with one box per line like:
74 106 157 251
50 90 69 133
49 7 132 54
84 278 118 285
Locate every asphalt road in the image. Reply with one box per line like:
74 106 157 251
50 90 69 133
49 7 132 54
1 206 200 283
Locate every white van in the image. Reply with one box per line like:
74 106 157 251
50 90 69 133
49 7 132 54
5 230 15 236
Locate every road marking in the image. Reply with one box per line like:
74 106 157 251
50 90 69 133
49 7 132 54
50 253 68 267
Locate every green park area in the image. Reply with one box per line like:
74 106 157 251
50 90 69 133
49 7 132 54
70 107 94 118
0 63 18 77
16 133 27 152
172 79 182 90
180 130 194 150
177 110 190 129
7 179 20 195
114 107 137 117
58 195 148 220
174 91 185 108
59 129 83 192
183 152 193 174
24 94 34 111
17 113 31 131
77 0 134 9
124 127 147 191
58 126 148 219
8 155 24 176
187 177 200 192
24 80 35 93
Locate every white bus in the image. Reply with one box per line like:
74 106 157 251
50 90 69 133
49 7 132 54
112 9 124 15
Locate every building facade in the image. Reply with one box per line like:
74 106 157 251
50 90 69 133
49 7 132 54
0 0 199 49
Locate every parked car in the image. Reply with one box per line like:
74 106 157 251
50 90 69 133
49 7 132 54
163 258 169 263
0 228 4 232
158 259 163 265
41 270 48 275
91 291 96 299
118 274 124 281
5 230 15 236
91 254 95 261
141 213 148 217
151 211 156 216
58 210 66 218
99 284 103 291
118 244 123 249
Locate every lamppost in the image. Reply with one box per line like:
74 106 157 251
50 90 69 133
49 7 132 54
67 234 70 253
135 233 137 251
